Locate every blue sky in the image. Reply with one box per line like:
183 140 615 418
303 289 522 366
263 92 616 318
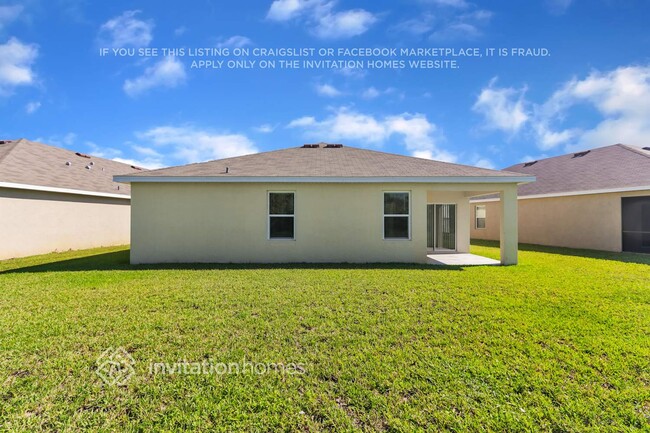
1 0 649 169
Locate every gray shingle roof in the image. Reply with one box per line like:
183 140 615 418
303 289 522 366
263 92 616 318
502 144 650 197
118 143 528 180
0 138 141 196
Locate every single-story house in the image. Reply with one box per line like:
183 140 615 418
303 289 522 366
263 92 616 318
115 143 534 265
470 144 650 253
0 138 138 260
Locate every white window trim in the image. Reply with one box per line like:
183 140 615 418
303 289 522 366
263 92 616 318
267 191 296 241
382 191 411 241
475 204 487 230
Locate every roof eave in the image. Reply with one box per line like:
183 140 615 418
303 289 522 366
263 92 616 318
0 181 131 199
470 184 650 201
114 175 536 184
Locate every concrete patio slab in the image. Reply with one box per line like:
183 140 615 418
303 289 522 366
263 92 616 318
427 253 500 266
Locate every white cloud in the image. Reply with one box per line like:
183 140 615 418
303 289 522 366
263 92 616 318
532 120 580 150
62 132 77 146
254 124 276 133
362 87 380 99
216 35 253 49
98 126 254 169
99 10 153 48
300 108 386 143
266 0 310 21
539 128 575 150
361 86 396 99
132 144 162 157
111 142 165 169
473 78 529 133
85 141 123 159
393 12 435 36
0 4 23 30
429 10 492 41
287 107 454 162
123 56 186 97
539 65 650 150
334 65 367 79
397 3 491 42
385 113 454 161
174 26 187 37
474 158 495 169
137 125 258 163
421 0 469 7
546 0 573 14
474 65 650 153
25 101 40 114
267 0 377 39
431 22 479 41
34 132 77 147
315 83 342 97
79 140 163 170
313 9 377 39
113 157 165 170
0 37 38 95
287 116 316 128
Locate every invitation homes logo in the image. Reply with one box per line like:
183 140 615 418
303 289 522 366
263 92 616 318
95 347 136 386
95 347 305 386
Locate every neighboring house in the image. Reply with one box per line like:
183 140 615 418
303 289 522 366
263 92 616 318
115 143 534 265
0 139 139 260
470 144 650 253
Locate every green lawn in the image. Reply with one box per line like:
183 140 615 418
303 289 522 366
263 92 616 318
0 243 649 432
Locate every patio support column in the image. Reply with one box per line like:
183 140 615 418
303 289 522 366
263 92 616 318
500 186 519 265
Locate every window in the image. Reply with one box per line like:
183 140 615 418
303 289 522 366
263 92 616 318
384 192 410 239
475 205 486 229
269 192 295 239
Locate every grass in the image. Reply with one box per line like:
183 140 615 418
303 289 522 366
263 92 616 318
0 243 648 432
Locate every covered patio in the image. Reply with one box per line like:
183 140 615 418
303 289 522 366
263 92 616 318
426 253 500 266
425 185 522 265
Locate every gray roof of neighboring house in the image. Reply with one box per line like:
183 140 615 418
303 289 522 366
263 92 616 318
0 138 142 197
484 144 650 198
115 143 529 181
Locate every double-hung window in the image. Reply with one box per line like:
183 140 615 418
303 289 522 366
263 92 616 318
475 205 486 229
269 192 295 239
383 192 410 239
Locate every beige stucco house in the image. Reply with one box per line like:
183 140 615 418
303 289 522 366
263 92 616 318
471 144 650 253
0 139 138 260
115 143 534 265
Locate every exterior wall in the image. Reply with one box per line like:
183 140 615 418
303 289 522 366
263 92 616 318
470 201 501 241
130 182 490 264
0 187 130 260
470 190 650 252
